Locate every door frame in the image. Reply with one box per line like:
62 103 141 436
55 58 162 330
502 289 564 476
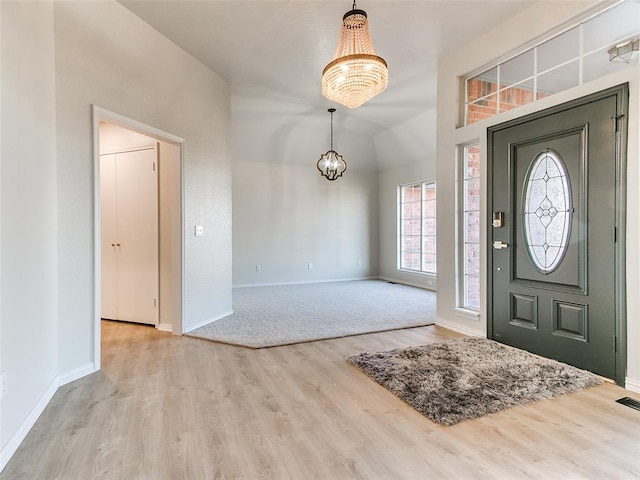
486 84 628 385
92 105 185 370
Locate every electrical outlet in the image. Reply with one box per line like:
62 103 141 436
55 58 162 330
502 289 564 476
194 225 203 237
1 372 7 400
427 280 434 286
256 264 261 272
308 263 313 270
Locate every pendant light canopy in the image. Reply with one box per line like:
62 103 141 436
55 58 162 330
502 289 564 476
317 108 347 181
321 1 388 109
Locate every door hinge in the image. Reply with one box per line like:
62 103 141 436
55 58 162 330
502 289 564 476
613 335 617 352
613 114 625 133
154 298 157 308
153 162 156 172
614 227 617 243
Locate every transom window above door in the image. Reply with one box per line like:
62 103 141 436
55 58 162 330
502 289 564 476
464 0 639 125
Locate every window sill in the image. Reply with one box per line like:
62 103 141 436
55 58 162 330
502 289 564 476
397 269 436 277
455 308 481 321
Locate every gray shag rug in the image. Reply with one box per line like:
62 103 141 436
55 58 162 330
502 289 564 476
186 280 435 348
347 337 603 426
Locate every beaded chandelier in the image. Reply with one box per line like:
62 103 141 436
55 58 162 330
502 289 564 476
321 1 388 109
317 108 347 181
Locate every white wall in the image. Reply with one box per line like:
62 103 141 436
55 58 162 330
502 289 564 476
435 0 640 390
54 0 231 367
0 0 3 449
1 0 58 457
232 161 379 286
374 109 437 170
231 93 381 287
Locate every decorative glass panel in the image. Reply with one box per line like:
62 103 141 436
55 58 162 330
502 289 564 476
523 150 572 273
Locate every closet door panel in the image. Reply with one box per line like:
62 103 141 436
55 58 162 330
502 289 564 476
115 148 159 325
100 154 118 320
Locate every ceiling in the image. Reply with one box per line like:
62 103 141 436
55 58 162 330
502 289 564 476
114 1 639 171
118 0 541 169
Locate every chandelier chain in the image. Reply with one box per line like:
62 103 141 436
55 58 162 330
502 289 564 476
330 110 334 150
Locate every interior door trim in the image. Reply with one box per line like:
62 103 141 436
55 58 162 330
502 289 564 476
486 84 628 385
92 105 186 371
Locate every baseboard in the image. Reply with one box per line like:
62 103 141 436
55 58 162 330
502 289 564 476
625 376 640 394
183 310 233 333
233 276 377 289
378 276 436 292
156 323 173 333
0 362 97 472
0 376 58 472
58 362 96 386
435 318 485 337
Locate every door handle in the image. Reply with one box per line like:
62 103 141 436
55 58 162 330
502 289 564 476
493 241 509 249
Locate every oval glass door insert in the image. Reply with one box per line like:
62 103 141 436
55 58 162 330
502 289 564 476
522 150 572 273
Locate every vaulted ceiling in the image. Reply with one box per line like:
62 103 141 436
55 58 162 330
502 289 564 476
119 1 542 170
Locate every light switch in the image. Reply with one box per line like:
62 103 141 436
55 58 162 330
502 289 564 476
195 225 203 237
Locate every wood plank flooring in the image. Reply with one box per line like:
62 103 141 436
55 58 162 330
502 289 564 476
2 320 639 479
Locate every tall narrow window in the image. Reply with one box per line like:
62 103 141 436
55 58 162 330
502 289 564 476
461 144 480 310
399 181 436 274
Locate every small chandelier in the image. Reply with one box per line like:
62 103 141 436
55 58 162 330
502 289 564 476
321 1 388 109
608 38 639 63
317 108 347 181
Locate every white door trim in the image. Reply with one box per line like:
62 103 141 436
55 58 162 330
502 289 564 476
92 105 185 370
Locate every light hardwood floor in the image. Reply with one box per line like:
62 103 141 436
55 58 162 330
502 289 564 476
2 321 639 479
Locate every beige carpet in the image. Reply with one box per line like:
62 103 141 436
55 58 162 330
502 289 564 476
187 280 436 348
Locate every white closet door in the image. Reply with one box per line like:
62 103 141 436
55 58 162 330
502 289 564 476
100 147 159 325
100 154 118 320
115 148 159 325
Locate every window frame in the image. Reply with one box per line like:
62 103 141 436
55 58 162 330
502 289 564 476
397 180 437 275
457 142 481 312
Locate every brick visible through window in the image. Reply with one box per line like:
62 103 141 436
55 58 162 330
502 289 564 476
461 144 480 310
399 181 436 274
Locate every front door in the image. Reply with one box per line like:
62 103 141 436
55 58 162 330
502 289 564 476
488 85 627 382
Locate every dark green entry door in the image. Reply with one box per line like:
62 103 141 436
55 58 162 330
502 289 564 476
488 86 628 382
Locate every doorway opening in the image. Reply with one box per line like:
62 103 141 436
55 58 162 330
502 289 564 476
93 106 184 369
